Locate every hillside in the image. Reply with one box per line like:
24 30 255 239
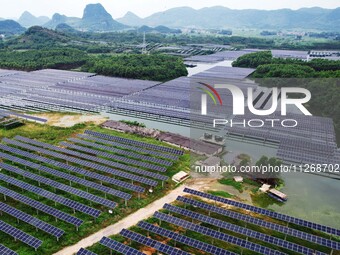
5 26 77 48
117 11 143 27
0 20 26 35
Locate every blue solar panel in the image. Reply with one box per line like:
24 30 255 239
0 159 116 209
59 142 168 180
0 186 83 227
0 244 18 255
154 212 284 255
6 137 157 186
0 202 64 239
0 220 42 250
76 248 97 255
68 138 172 166
138 221 235 255
0 143 144 193
163 203 326 255
120 229 190 255
84 130 184 155
177 196 340 250
78 134 178 161
99 237 144 255
184 188 340 237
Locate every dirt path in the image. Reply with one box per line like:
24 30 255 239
53 183 204 255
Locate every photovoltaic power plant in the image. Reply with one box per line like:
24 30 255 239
0 202 64 239
0 244 18 255
184 188 340 237
99 237 144 255
0 129 180 252
85 189 340 255
0 220 42 251
77 248 97 255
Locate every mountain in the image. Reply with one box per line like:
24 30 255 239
18 11 50 28
129 6 340 30
43 13 81 29
43 3 126 31
80 3 127 31
117 11 143 27
137 25 181 34
0 20 26 35
55 23 80 34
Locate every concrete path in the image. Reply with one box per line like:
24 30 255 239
54 185 193 255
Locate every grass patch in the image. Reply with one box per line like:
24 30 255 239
218 178 243 192
208 190 234 198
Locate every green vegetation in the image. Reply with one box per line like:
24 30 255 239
120 120 146 128
0 48 87 71
82 54 188 81
208 190 234 198
218 179 243 192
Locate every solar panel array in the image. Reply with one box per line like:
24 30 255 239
0 244 17 255
7 137 158 186
0 220 42 250
154 212 284 255
65 138 172 167
184 188 340 237
163 203 326 255
78 188 339 255
99 237 144 255
0 143 144 193
0 202 64 239
0 163 102 217
120 229 190 255
77 248 97 255
138 221 236 255
0 186 83 227
84 130 184 155
78 134 178 161
0 158 117 209
177 196 339 250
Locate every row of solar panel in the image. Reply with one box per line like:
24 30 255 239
75 189 340 255
84 130 184 155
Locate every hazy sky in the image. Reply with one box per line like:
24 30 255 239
0 0 339 19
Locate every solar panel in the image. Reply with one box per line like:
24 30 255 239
0 244 18 255
67 138 172 167
0 186 83 227
163 204 326 255
76 248 97 255
184 188 340 237
78 134 178 161
99 237 144 255
84 130 184 155
177 196 340 250
0 148 131 200
0 220 42 250
138 221 235 255
154 212 284 255
59 142 168 180
6 138 157 187
14 136 167 179
0 143 144 193
0 165 101 218
120 229 190 255
0 159 116 209
0 202 64 239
